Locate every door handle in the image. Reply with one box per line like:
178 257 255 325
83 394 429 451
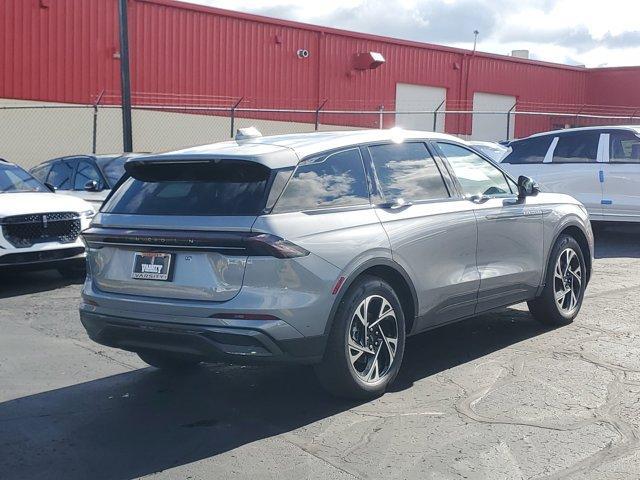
379 198 413 210
467 195 489 204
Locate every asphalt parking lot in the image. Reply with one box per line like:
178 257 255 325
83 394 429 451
1 225 640 480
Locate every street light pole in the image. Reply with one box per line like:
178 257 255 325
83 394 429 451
472 30 479 52
118 0 133 152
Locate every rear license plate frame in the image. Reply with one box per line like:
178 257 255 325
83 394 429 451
131 251 174 281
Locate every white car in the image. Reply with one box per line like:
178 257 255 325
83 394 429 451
500 126 640 223
469 141 509 162
0 160 94 276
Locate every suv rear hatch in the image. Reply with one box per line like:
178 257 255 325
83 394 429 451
83 157 296 302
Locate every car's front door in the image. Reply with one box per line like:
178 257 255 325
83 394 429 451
602 129 640 221
435 142 544 313
546 131 604 219
366 142 480 331
45 157 77 192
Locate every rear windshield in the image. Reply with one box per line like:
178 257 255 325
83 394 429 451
102 160 272 216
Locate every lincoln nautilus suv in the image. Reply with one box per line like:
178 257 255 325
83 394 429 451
79 129 593 398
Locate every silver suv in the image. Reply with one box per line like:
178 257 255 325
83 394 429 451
80 130 593 398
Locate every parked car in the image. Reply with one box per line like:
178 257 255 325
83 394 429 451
0 159 94 276
469 140 510 162
30 153 144 209
79 130 593 398
500 126 640 222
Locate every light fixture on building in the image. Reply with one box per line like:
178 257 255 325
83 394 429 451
353 52 386 70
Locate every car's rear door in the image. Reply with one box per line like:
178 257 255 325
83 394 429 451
602 129 640 221
366 142 480 331
435 142 544 312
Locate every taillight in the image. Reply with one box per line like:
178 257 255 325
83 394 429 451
245 234 309 259
81 227 309 259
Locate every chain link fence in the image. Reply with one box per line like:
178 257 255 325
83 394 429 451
1 101 639 169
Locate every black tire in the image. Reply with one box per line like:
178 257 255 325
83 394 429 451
528 234 587 326
137 351 201 371
314 275 406 399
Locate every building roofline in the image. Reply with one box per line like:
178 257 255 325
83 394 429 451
137 0 601 72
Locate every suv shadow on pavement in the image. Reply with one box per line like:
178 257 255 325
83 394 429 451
0 308 549 480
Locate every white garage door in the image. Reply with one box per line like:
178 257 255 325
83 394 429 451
395 83 446 132
472 92 516 142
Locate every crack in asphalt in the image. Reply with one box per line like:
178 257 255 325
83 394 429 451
451 320 640 480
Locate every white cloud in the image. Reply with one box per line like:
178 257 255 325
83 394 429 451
187 0 640 67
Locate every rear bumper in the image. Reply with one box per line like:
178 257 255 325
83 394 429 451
79 309 327 365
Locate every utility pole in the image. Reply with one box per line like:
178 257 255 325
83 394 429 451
472 30 479 52
118 0 133 152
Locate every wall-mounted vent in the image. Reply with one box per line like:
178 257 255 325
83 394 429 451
353 52 385 70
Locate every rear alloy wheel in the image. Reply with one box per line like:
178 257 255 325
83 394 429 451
348 295 399 383
315 275 406 399
528 234 586 326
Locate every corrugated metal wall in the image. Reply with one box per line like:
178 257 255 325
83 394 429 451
1 0 639 137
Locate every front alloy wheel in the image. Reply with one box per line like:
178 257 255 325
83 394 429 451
528 234 587 326
553 248 582 316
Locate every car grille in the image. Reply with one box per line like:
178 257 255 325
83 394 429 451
1 212 81 248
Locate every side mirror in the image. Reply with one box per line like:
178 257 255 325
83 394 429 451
44 182 57 192
84 180 100 192
517 175 539 198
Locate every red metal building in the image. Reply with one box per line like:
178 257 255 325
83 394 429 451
2 0 640 138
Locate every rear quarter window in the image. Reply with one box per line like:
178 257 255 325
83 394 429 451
609 130 640 163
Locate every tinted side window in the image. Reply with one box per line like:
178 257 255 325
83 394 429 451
74 160 103 190
437 143 511 197
46 159 76 190
610 130 640 163
553 132 599 163
368 142 449 202
273 148 369 213
503 136 552 164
